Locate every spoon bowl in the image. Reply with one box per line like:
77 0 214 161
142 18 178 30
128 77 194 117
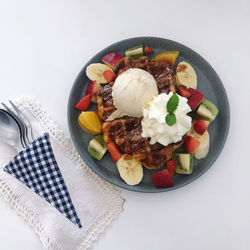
0 109 24 148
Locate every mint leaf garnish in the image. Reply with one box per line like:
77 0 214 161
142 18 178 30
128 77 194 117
165 114 176 126
167 94 179 113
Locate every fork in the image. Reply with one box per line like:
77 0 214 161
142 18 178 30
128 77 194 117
9 101 34 143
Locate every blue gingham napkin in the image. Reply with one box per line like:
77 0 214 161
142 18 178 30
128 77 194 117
4 132 82 228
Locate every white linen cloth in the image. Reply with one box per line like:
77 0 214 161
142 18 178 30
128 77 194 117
0 97 124 250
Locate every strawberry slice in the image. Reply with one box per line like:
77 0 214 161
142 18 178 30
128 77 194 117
107 141 123 162
152 169 174 188
166 160 176 177
178 85 191 98
103 70 116 82
185 136 200 154
193 120 209 135
86 80 101 103
144 46 154 54
75 94 91 111
86 81 94 97
187 88 205 110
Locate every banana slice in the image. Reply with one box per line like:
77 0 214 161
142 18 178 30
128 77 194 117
86 63 113 84
106 110 126 121
116 155 143 185
176 61 197 89
188 127 210 159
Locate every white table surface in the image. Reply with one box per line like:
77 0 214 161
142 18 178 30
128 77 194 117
0 0 250 249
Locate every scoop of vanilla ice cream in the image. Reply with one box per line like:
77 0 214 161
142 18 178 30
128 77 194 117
112 68 158 117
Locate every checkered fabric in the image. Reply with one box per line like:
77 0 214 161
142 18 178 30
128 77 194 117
4 133 82 228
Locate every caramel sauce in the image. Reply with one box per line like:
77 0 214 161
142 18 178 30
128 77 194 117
123 154 133 161
177 64 187 72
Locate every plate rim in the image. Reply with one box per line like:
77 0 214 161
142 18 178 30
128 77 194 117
67 36 230 193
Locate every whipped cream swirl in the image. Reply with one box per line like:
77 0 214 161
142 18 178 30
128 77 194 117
141 92 192 146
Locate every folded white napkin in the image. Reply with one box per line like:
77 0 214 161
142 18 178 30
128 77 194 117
0 97 124 250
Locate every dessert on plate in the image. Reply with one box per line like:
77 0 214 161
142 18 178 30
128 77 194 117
75 45 219 188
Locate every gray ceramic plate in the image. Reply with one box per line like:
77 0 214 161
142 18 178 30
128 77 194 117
67 37 230 193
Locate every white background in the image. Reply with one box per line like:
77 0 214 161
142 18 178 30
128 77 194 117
0 0 250 249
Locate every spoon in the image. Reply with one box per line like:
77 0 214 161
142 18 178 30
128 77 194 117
0 109 25 150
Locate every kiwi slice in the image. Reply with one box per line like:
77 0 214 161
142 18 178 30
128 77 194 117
173 153 193 175
125 45 143 60
197 99 219 122
88 135 107 160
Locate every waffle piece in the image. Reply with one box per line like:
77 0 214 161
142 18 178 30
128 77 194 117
119 56 177 94
96 82 116 120
133 138 185 170
103 117 185 170
96 56 177 121
103 118 147 154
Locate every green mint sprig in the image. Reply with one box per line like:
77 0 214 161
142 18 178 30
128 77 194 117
165 94 179 126
165 113 176 126
167 94 179 113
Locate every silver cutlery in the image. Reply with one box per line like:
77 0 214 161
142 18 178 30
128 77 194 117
1 101 36 148
1 102 29 147
9 100 35 143
0 109 26 149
